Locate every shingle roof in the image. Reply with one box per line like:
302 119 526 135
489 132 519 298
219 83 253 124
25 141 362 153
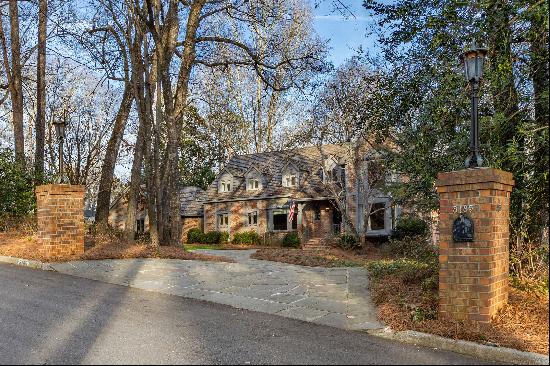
204 144 354 202
179 186 207 216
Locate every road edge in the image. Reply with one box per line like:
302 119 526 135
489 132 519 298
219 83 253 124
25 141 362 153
367 328 549 365
0 255 53 271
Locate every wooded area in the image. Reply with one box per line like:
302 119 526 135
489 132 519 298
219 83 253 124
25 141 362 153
0 0 547 275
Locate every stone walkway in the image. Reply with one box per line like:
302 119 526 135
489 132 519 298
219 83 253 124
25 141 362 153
49 250 383 331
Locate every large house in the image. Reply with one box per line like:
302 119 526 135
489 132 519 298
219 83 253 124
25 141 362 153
202 144 400 246
109 144 401 246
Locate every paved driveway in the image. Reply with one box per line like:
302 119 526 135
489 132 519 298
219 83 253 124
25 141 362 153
50 250 382 331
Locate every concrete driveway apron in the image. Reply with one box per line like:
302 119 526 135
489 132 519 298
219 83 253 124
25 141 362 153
49 249 383 331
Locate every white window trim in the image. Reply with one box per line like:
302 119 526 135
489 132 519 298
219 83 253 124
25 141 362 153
247 177 261 191
217 211 230 230
366 198 392 236
246 210 259 226
219 175 233 193
282 171 299 187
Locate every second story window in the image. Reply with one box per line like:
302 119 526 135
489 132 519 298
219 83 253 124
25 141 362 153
282 166 299 188
285 175 297 187
247 178 260 190
221 181 231 192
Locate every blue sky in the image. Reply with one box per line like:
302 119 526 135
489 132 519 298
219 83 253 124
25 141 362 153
311 1 379 66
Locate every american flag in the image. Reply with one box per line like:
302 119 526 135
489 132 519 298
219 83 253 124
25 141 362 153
288 199 296 222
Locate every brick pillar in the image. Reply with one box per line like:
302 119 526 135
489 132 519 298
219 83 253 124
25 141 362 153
435 168 514 323
36 184 85 259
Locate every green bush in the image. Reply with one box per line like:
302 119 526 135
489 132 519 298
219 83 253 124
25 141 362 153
282 232 301 248
338 233 359 250
204 231 221 244
187 228 205 244
392 216 429 239
0 149 35 223
219 231 230 243
232 230 260 245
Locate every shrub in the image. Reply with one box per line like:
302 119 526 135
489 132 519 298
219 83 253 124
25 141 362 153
387 235 437 264
219 231 230 243
232 230 260 245
282 232 301 248
187 228 205 244
338 233 359 250
365 258 433 280
392 216 429 239
0 149 35 223
204 231 221 244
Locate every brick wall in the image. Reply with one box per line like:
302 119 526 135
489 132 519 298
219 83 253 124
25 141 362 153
36 184 85 259
435 168 514 323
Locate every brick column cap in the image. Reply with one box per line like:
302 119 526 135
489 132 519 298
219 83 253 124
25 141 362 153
435 167 514 189
36 184 85 195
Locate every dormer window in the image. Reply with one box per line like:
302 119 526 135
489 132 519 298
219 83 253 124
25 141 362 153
282 164 299 188
218 172 233 193
285 175 297 187
248 178 260 190
245 168 262 191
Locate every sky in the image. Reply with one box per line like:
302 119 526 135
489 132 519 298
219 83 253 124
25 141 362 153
310 1 380 66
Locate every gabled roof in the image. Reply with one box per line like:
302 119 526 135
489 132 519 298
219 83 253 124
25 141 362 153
204 144 354 202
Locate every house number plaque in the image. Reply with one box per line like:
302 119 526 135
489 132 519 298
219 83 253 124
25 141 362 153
453 214 474 242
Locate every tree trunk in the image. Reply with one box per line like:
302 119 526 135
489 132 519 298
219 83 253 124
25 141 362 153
486 0 521 146
95 82 134 224
34 0 47 181
7 1 24 164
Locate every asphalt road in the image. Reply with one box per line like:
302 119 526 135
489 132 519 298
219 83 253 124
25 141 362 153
0 263 494 365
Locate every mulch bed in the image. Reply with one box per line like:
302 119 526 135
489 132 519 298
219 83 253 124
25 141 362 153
370 274 549 355
251 246 391 267
0 232 233 263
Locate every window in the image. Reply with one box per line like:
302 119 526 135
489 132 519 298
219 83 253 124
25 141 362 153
219 173 233 193
369 202 386 231
285 175 297 187
247 178 260 190
220 180 231 192
247 211 258 226
282 166 299 187
136 218 145 234
273 210 288 231
217 212 229 228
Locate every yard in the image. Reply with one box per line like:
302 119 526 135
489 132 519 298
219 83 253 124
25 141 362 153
252 239 549 355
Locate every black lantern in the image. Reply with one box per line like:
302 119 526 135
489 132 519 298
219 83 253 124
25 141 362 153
52 110 67 183
460 41 487 169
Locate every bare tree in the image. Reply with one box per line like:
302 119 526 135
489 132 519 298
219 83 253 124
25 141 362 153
302 59 393 243
0 1 25 164
34 0 47 181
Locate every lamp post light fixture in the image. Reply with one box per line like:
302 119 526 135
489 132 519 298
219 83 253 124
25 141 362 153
52 110 67 183
460 40 487 169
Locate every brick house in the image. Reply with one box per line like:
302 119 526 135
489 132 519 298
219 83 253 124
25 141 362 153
202 144 400 247
108 186 206 239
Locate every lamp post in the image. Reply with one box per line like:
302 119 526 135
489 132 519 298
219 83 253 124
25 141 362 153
52 110 67 183
460 41 487 169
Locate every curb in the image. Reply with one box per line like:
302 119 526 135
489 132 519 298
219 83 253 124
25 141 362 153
367 328 549 365
0 255 54 271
